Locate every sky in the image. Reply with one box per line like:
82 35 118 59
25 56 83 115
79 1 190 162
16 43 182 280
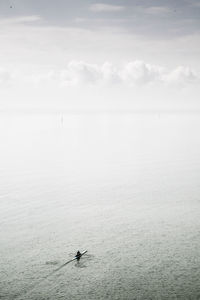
0 0 200 111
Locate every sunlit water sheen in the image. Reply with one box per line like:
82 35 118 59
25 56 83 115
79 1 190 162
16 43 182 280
0 112 200 300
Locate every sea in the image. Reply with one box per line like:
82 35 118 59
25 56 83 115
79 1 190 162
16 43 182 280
0 111 200 300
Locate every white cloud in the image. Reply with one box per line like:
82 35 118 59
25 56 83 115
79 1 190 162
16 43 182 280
120 61 163 85
58 61 123 86
0 61 199 89
165 66 199 85
52 61 199 87
90 3 125 12
60 61 101 86
101 62 121 84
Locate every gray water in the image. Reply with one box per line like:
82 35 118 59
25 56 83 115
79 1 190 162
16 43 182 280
0 112 200 300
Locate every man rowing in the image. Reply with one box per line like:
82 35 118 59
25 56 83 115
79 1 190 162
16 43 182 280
76 250 81 260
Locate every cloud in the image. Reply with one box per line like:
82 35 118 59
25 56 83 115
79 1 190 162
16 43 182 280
0 15 41 26
120 61 163 85
1 61 199 89
165 66 199 85
60 61 101 85
101 62 121 84
26 61 121 87
89 3 125 12
58 61 121 86
144 6 171 14
57 61 199 87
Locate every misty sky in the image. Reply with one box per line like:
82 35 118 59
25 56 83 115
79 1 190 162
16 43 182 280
0 0 200 110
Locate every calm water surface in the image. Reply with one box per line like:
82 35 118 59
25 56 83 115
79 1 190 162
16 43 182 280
0 112 200 299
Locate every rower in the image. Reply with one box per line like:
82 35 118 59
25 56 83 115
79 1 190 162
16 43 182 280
76 251 81 260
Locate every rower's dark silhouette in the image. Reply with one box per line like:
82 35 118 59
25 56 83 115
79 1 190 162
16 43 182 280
76 250 81 260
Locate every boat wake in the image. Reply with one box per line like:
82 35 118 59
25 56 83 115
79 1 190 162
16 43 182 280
14 252 87 299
